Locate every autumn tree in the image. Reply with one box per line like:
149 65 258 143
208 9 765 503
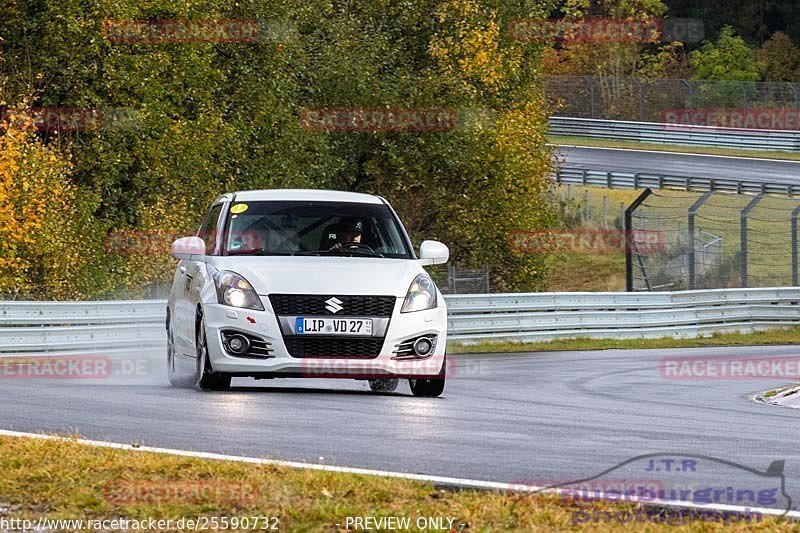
0 108 104 299
758 32 800 82
547 0 670 78
688 26 764 108
1 0 561 295
690 26 763 81
542 0 677 120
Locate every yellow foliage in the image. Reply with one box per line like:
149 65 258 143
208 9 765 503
428 0 518 94
0 106 100 299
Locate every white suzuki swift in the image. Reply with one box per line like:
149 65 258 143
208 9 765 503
166 189 449 396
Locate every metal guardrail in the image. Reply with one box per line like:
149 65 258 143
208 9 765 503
0 288 797 353
447 288 800 343
0 301 166 354
553 167 800 196
550 117 800 152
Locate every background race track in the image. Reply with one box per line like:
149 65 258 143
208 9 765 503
560 146 800 187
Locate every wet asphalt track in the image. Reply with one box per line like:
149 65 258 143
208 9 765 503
3 344 800 512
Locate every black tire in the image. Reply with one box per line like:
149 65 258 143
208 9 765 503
167 313 196 388
195 315 231 391
408 357 446 398
368 378 399 392
166 319 192 387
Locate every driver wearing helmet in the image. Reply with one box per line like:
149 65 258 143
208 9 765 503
330 217 364 250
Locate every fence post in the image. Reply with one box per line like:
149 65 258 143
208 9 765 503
792 205 800 286
583 189 589 223
602 195 608 229
620 202 625 229
585 75 596 118
740 194 765 288
448 264 456 294
739 81 747 111
625 188 652 292
688 192 714 289
790 83 800 124
633 77 644 121
682 79 695 109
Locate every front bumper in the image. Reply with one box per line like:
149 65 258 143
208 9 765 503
203 296 447 378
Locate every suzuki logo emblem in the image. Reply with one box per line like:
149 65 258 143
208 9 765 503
324 297 344 314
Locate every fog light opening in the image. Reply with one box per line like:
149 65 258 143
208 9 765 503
227 334 250 355
412 337 433 356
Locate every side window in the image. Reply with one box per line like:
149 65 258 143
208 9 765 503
198 204 224 255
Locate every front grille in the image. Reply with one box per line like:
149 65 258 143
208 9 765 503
283 337 383 358
269 294 396 317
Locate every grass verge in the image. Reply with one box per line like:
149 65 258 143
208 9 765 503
449 327 800 355
548 134 800 161
0 435 794 531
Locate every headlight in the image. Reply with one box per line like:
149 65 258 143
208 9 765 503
213 271 264 311
401 274 438 313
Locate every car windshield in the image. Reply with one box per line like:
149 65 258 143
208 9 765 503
223 200 412 259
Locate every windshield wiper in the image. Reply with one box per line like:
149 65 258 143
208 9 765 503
293 249 384 258
226 249 295 256
337 249 385 258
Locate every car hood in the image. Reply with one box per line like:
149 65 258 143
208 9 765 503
207 256 426 297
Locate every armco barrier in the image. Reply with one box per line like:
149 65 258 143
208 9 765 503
553 167 800 195
0 288 797 354
446 288 800 343
550 116 800 152
0 300 166 354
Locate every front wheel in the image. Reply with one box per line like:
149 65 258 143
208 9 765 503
195 316 231 391
167 317 195 387
408 357 446 398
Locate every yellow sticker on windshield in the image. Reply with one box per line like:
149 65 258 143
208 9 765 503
231 203 248 214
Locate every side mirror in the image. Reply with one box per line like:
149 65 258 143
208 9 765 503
419 240 449 266
171 236 206 260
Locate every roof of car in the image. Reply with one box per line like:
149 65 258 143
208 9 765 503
222 189 384 204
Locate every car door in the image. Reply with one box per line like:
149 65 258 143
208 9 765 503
174 203 224 356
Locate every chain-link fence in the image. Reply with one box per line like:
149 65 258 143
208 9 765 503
550 184 629 230
629 190 800 291
437 265 491 294
545 76 800 124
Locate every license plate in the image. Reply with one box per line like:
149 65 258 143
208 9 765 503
295 317 373 336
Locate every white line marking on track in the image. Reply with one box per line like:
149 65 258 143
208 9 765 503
0 428 797 520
